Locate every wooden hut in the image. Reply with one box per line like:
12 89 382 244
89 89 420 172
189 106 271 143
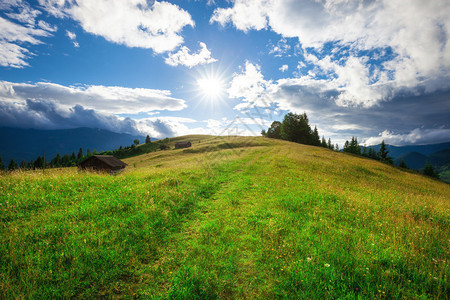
79 155 127 174
174 141 192 149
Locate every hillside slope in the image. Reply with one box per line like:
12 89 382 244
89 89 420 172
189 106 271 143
1 136 449 298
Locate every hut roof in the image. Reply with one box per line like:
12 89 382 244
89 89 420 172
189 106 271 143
175 141 191 148
80 155 127 169
92 155 127 168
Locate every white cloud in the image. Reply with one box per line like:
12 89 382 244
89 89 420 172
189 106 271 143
279 64 288 72
210 0 269 32
165 42 217 68
0 80 187 114
364 128 450 146
66 30 79 47
228 61 275 110
0 41 31 68
269 38 291 57
37 0 68 18
59 0 194 53
212 0 450 107
37 20 57 32
5 2 41 25
0 1 55 68
66 30 76 40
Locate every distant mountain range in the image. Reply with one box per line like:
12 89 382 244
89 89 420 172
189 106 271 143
367 142 450 158
0 127 148 164
367 142 450 182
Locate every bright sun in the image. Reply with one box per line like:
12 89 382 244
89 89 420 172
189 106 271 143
197 77 224 99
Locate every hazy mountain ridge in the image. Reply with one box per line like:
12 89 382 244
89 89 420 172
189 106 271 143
0 127 147 164
366 142 450 182
368 142 450 157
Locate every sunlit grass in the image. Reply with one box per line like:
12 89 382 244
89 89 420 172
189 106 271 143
1 136 448 298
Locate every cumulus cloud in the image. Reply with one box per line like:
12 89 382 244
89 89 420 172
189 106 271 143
212 0 450 107
0 98 142 135
364 128 450 146
210 0 269 32
43 0 195 53
165 42 217 68
279 64 288 72
228 61 450 145
0 80 187 115
228 61 276 110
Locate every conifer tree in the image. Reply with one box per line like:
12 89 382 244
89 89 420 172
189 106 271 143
399 159 408 169
362 146 367 157
145 135 151 143
51 153 61 167
77 148 83 160
86 149 91 157
7 159 18 171
343 140 350 152
0 155 4 170
423 164 439 179
280 113 311 144
327 138 333 150
20 160 26 169
379 140 389 162
34 156 43 169
312 126 321 146
321 136 327 148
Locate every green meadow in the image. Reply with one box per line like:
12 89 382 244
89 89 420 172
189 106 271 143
1 136 449 298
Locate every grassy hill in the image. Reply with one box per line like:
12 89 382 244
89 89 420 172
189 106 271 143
1 136 449 298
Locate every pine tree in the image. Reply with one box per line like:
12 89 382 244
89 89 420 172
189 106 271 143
20 160 26 169
34 156 43 169
0 155 4 170
77 148 83 160
399 159 408 169
321 136 327 148
145 135 151 143
343 140 350 152
7 159 18 171
280 113 312 144
423 164 439 179
350 137 361 155
379 140 389 162
327 138 333 150
312 126 321 146
362 146 367 157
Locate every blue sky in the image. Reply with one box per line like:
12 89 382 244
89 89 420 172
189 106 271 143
1 0 450 146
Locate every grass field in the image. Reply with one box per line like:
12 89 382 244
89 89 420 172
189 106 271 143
1 135 449 298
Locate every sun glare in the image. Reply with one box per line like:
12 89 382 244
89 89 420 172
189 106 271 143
197 77 224 99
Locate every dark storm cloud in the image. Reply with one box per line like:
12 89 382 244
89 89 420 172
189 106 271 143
274 84 450 145
0 99 142 135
